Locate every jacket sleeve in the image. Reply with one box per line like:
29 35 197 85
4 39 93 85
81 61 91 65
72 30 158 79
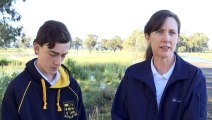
182 69 208 120
111 70 129 120
70 76 87 120
77 84 87 120
1 82 21 120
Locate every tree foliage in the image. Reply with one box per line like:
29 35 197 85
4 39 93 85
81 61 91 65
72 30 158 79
72 37 83 51
0 0 25 47
108 36 123 52
19 33 31 48
177 33 209 52
84 34 97 53
97 36 123 51
98 39 109 50
123 30 147 52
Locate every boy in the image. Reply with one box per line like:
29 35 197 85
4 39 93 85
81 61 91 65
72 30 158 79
2 20 87 120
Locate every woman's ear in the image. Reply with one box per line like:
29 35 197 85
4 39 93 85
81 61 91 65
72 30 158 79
145 34 151 44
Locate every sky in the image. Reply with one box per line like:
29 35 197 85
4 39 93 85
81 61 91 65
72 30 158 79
15 0 212 48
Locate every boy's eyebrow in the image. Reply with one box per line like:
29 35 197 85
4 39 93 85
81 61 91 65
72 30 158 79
49 50 69 55
157 28 177 31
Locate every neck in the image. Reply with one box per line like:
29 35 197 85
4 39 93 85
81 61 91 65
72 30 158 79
35 61 56 82
153 55 175 75
46 74 56 82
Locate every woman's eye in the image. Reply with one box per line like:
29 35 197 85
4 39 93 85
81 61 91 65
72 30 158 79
169 31 176 35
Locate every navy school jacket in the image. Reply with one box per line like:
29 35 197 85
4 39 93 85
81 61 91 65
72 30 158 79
111 53 207 120
2 58 87 120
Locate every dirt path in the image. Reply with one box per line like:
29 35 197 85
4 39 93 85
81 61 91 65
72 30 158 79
191 62 212 119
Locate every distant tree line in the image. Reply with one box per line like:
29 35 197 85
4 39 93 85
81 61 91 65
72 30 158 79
4 29 210 53
71 30 209 53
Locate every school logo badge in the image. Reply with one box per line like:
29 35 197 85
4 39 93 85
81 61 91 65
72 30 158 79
63 101 77 119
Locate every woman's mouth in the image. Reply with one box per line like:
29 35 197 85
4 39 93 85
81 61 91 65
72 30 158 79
160 46 171 50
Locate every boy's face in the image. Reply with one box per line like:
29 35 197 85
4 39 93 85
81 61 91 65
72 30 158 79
34 42 70 79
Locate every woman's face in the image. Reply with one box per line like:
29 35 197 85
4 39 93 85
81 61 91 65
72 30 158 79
146 17 179 59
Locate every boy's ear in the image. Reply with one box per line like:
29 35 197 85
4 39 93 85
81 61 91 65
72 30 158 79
33 43 39 55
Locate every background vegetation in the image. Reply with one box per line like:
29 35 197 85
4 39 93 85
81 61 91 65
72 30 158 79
0 49 212 119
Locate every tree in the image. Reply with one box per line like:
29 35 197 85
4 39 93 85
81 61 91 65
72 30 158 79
19 33 31 48
84 34 97 53
0 0 25 47
188 33 209 52
193 33 208 52
72 37 83 51
99 39 109 50
108 36 123 52
177 34 189 52
123 30 147 52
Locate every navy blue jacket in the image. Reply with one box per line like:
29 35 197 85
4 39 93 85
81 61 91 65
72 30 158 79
2 58 87 120
111 53 207 120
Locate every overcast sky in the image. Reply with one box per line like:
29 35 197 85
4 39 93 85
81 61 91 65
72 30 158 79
15 0 212 48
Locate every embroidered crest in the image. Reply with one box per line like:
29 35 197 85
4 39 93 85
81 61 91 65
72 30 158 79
63 101 77 119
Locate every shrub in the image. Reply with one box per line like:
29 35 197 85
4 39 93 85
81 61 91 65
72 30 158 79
0 59 11 67
178 46 187 52
0 72 18 120
64 59 127 119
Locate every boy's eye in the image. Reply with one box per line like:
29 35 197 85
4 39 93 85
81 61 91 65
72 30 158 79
156 30 163 33
50 53 57 56
62 55 66 58
62 53 68 58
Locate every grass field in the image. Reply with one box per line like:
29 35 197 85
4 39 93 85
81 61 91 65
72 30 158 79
0 48 212 74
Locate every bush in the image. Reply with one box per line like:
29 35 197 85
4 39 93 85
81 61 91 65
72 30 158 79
0 59 11 67
0 72 18 103
0 72 18 120
64 58 127 119
178 46 187 52
0 58 23 67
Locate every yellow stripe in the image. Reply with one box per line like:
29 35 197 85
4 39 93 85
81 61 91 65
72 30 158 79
68 86 79 101
56 89 62 112
41 79 47 110
18 81 32 114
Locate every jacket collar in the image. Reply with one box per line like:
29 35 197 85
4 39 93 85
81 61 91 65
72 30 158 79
129 59 156 93
25 58 71 88
166 53 189 86
131 52 189 92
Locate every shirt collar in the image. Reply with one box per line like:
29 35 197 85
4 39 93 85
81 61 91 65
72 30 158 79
151 58 158 76
34 60 60 85
151 57 176 80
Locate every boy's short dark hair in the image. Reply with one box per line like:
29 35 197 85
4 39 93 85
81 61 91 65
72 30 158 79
34 20 72 49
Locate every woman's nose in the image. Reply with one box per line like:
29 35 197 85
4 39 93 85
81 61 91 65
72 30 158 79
162 33 170 42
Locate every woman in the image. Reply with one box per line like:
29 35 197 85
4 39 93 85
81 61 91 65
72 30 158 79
111 10 207 120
